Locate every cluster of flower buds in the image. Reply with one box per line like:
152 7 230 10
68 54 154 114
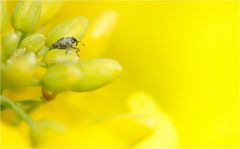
1 0 122 96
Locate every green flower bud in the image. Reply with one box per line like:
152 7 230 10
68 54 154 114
20 33 46 53
43 50 79 66
1 31 22 59
71 59 122 92
37 46 50 57
11 0 41 33
6 48 26 64
31 120 65 147
41 64 81 92
2 52 37 89
46 17 88 46
0 1 8 32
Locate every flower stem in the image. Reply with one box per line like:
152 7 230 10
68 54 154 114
0 95 34 127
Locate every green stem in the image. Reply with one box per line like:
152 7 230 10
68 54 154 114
0 95 34 127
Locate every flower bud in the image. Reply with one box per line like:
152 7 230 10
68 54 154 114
46 17 88 46
71 59 122 92
2 52 37 89
36 46 49 57
41 64 81 92
0 1 8 32
37 0 65 27
20 33 46 53
31 120 65 147
11 0 41 33
43 50 79 66
1 31 22 59
81 10 118 59
6 48 26 65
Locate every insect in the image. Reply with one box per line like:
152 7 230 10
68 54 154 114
50 37 85 57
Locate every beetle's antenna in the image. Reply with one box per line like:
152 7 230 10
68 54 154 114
79 41 85 46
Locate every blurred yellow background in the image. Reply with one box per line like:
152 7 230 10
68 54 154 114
5 0 239 148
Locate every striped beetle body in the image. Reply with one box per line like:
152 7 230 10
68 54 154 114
50 37 84 57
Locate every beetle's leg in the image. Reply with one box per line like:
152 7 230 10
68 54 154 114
66 46 70 54
71 46 80 57
71 46 80 52
76 51 80 57
65 42 73 54
76 40 79 46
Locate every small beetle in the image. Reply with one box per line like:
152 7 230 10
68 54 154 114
50 37 84 57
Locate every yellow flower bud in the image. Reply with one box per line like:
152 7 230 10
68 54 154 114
2 52 37 89
1 31 22 60
20 33 46 53
0 1 8 33
46 16 88 46
11 0 41 33
37 0 65 27
71 59 122 92
43 50 79 66
41 64 81 92
81 10 119 59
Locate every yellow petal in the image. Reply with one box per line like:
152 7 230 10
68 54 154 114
32 120 125 148
2 86 42 102
0 122 30 148
37 0 65 28
81 10 118 59
127 92 179 148
94 114 155 147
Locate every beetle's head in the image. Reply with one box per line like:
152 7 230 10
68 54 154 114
69 37 78 43
50 42 57 49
